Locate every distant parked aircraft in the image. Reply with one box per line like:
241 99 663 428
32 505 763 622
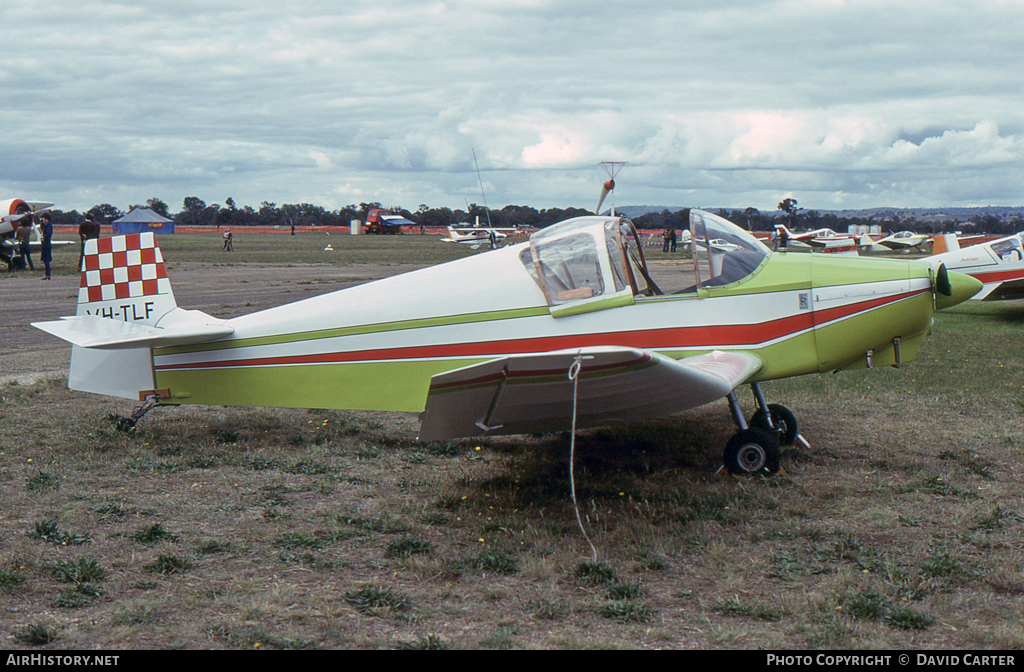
772 224 865 256
440 225 509 248
1 198 52 237
1 199 61 269
873 231 931 252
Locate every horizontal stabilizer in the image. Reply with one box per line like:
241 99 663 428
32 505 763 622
418 346 761 441
32 309 233 350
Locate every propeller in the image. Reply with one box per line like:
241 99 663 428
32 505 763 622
934 263 952 297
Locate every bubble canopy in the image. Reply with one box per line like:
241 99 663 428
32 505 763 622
519 211 771 315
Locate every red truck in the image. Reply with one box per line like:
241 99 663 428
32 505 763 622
365 209 416 234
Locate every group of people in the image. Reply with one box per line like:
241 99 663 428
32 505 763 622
662 226 678 252
8 212 54 279
5 211 101 280
12 215 38 272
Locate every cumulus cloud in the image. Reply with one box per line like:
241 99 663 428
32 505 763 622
1 0 1022 211
884 121 1020 167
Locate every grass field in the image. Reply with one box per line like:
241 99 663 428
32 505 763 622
20 228 482 275
8 226 691 276
2 232 1023 650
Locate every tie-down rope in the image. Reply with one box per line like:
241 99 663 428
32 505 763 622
568 351 599 562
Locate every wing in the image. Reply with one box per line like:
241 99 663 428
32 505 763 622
417 346 762 441
978 275 1024 301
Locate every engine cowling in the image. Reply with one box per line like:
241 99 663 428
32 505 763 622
0 199 53 237
1 199 31 236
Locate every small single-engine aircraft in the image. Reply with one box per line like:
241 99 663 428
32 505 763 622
1 199 61 268
925 231 1024 301
0 198 53 237
774 224 848 246
872 230 931 253
772 224 869 255
2 221 76 254
33 210 981 474
440 225 510 249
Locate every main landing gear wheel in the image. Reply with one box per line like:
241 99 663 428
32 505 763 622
723 428 780 475
750 403 798 446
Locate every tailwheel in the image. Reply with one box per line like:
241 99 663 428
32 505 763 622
750 403 798 446
723 428 780 475
113 395 161 434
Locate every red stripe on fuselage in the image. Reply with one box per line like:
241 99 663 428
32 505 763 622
971 268 1024 284
154 289 926 371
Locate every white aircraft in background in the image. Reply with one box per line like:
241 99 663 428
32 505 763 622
440 221 524 249
1 198 53 237
926 232 1024 301
872 230 931 252
772 224 865 256
2 221 75 253
1 198 64 268
774 224 848 246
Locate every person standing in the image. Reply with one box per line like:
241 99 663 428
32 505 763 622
78 212 100 271
15 221 34 270
38 212 53 279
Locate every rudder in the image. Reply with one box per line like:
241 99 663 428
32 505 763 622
71 233 176 400
77 232 177 322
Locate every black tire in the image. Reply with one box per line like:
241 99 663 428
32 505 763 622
723 428 780 475
750 403 798 446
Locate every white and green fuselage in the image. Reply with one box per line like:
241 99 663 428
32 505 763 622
35 211 980 440
152 227 949 410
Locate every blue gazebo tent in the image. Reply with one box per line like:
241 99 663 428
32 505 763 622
112 208 175 235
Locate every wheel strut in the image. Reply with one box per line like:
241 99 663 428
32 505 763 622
750 383 774 430
726 391 748 431
115 395 161 433
720 384 801 475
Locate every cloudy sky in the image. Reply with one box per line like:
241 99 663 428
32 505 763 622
2 0 1022 215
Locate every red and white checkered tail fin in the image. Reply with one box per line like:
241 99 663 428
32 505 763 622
76 233 177 325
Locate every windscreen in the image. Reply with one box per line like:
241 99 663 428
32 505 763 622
690 210 769 288
527 224 606 304
991 234 1023 262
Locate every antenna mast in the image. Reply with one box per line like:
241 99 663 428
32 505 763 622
597 161 627 216
472 149 493 228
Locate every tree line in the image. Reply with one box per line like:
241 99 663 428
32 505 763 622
44 196 1024 236
47 197 596 231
